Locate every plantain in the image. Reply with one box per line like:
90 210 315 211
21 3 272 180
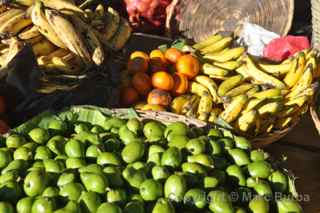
108 18 132 50
40 0 84 15
45 9 91 63
237 110 258 132
193 34 223 50
32 38 57 56
213 60 241 70
219 94 248 123
257 100 283 116
194 75 221 103
24 34 44 45
0 8 24 28
285 96 309 107
243 98 266 113
18 25 41 40
0 9 32 36
246 85 260 96
189 81 210 96
99 7 121 41
71 15 105 65
201 36 233 54
31 0 66 48
250 88 282 99
202 63 229 76
203 47 245 62
171 95 191 114
283 52 306 88
197 93 213 121
7 0 34 6
225 83 254 97
208 108 222 123
84 8 95 21
235 64 250 79
50 54 83 74
95 4 105 18
244 55 286 89
218 75 244 96
182 95 200 115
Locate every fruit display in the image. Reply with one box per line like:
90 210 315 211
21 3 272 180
0 1 132 76
122 34 319 138
0 106 302 212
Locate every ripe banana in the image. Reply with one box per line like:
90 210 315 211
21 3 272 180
31 0 66 48
203 47 245 62
244 55 286 89
189 81 210 97
285 96 308 107
250 88 282 99
32 38 57 56
7 0 34 6
237 110 258 132
218 75 244 96
202 63 229 76
71 15 105 65
171 95 190 114
194 75 221 103
235 64 250 79
193 34 223 50
225 83 254 97
219 94 248 123
184 95 200 117
109 18 132 50
45 9 91 63
243 98 266 113
213 60 241 70
258 61 292 76
284 52 306 88
246 85 260 96
50 54 83 74
208 108 222 123
0 8 24 26
201 36 232 54
0 9 32 36
197 93 213 121
18 25 41 40
257 101 283 116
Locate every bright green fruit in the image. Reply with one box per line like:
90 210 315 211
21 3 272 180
0 171 18 184
121 141 145 163
79 164 103 174
57 172 76 187
124 201 145 213
14 147 33 161
164 174 186 202
127 118 142 134
23 170 48 196
34 146 52 160
1 159 28 175
42 186 59 198
85 145 102 159
276 198 302 213
164 122 188 138
59 182 84 201
152 198 175 213
0 202 14 213
228 149 250 166
122 167 146 189
186 137 206 155
74 123 90 134
79 191 102 213
97 203 122 213
226 164 246 186
168 135 189 150
28 128 49 144
64 139 85 158
249 196 269 213
107 189 127 204
184 188 207 209
0 149 12 168
48 119 68 133
17 197 34 213
119 125 138 145
151 166 170 180
43 160 64 173
187 154 213 168
65 158 86 169
268 170 288 193
248 160 272 179
47 136 65 156
97 152 122 166
103 166 124 187
80 172 108 194
208 190 234 213
161 147 182 168
140 179 163 201
6 134 26 148
0 180 22 202
143 121 164 142
31 197 56 213
54 201 80 213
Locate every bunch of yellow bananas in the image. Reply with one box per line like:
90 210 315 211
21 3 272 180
171 34 319 136
0 0 131 76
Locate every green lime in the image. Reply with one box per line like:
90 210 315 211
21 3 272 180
65 158 86 169
164 174 186 202
79 164 103 174
43 159 64 173
140 179 163 201
187 154 213 167
59 182 84 201
23 170 48 197
248 160 272 179
17 197 34 213
161 147 182 168
168 135 189 149
268 170 288 193
103 166 124 188
34 146 52 160
97 203 122 213
121 141 145 163
0 149 12 168
152 198 175 213
0 202 14 213
164 122 188 138
143 121 165 142
186 137 206 155
47 136 65 156
107 189 127 205
48 119 68 133
127 118 142 134
228 148 250 166
276 198 302 213
57 172 76 187
249 196 269 213
151 166 170 180
119 125 138 145
80 173 108 194
6 134 26 148
31 197 56 213
28 128 49 144
184 188 207 209
79 191 102 213
86 145 103 159
208 190 234 213
182 162 206 174
97 152 122 166
65 139 85 158
14 147 32 161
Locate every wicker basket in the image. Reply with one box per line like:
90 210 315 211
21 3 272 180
166 0 294 42
71 106 300 148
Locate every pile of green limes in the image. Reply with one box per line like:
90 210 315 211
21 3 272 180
0 115 302 213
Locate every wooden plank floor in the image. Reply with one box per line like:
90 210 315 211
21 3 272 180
266 113 320 213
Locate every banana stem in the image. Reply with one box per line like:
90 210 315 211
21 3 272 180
79 0 97 9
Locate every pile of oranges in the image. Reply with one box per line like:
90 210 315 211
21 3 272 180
120 48 200 110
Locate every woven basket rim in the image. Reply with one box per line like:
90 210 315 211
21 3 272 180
71 106 300 148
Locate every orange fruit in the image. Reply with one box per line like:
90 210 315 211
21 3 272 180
132 72 152 96
130 51 149 62
127 57 148 73
150 49 167 64
0 96 6 114
0 120 9 134
120 87 140 106
165 48 182 64
176 54 200 79
151 71 174 91
147 89 172 107
172 73 189 96
150 58 168 73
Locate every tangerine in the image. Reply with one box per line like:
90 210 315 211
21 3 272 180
176 54 200 79
151 71 174 91
120 87 140 106
150 58 168 73
150 49 167 64
132 72 152 96
165 48 182 64
130 51 149 62
147 89 172 107
172 73 189 96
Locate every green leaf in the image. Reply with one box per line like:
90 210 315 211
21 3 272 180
215 117 234 130
171 39 187 51
70 107 108 127
127 108 139 119
158 44 168 53
288 175 299 199
14 111 55 134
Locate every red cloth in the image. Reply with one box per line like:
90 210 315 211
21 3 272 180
263 36 310 62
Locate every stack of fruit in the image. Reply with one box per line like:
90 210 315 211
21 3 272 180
120 48 199 110
0 0 131 75
0 107 302 212
122 34 319 137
